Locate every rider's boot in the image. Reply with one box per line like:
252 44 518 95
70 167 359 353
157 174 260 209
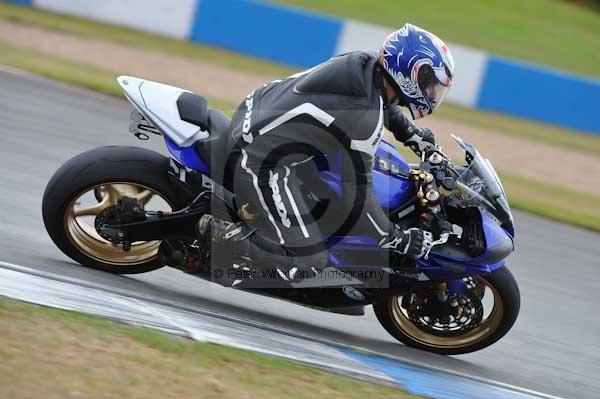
197 214 320 285
197 214 253 245
196 214 255 285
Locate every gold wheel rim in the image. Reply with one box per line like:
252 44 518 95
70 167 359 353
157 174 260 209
389 277 504 349
63 182 171 266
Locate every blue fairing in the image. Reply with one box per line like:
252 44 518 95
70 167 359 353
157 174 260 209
374 140 414 208
376 140 410 170
317 140 414 209
481 212 515 252
372 169 413 208
417 211 514 277
164 137 209 173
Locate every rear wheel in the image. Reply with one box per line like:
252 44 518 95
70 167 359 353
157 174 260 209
374 266 520 355
43 146 186 274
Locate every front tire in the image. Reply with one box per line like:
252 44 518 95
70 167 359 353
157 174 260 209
374 266 520 355
42 146 186 274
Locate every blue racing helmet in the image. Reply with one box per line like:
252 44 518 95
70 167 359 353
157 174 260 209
380 23 455 119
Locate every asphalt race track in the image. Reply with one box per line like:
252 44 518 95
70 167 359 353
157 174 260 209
1 68 598 398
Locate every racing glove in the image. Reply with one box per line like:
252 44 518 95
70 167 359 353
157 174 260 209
387 105 436 156
403 126 436 156
380 227 434 258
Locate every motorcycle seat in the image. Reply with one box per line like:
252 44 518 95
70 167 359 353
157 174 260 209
177 92 210 130
177 92 232 178
202 109 232 168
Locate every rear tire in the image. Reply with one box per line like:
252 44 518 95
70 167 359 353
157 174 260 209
42 146 186 274
374 266 520 355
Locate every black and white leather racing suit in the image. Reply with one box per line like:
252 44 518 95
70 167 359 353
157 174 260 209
223 51 433 276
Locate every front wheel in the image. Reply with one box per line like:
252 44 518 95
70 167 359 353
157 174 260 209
374 266 520 355
42 146 187 274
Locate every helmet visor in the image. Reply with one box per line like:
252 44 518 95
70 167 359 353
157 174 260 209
418 65 452 110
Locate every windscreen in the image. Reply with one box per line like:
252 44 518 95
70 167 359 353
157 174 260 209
451 136 514 231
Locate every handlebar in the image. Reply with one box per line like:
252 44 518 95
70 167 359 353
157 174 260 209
409 146 459 242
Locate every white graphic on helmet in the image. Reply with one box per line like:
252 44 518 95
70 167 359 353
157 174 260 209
431 35 455 73
397 47 404 59
380 23 454 120
382 32 399 58
417 45 436 59
381 36 418 100
399 76 419 99
397 25 410 37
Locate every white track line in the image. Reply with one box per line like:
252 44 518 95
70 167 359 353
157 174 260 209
0 259 564 399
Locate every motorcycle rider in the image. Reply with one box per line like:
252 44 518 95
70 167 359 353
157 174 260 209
198 23 455 283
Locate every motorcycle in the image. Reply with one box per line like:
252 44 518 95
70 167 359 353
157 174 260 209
42 76 520 355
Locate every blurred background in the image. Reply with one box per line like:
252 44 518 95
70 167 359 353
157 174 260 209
0 1 599 399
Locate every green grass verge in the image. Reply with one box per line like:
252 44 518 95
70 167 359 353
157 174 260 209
274 0 600 80
0 2 296 77
0 299 421 399
1 36 598 232
499 172 600 232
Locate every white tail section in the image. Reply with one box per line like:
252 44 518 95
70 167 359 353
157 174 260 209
117 76 209 147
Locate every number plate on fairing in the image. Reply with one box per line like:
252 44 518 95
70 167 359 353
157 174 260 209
129 110 161 140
